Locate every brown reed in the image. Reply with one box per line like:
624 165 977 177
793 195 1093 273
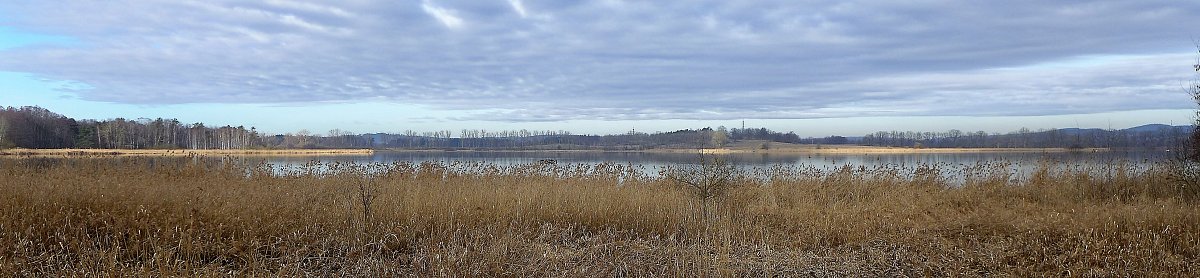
0 157 1196 276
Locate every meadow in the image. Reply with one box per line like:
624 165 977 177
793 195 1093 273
1 156 1197 276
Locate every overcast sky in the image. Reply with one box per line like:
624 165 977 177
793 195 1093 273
0 0 1197 136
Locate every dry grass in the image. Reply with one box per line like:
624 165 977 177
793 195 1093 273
0 148 373 157
0 157 1197 276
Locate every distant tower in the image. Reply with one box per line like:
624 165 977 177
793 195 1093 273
742 120 745 130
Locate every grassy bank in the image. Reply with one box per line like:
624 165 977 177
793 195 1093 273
1 158 1197 276
0 148 374 157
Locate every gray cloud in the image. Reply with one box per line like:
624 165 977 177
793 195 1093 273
0 0 1196 121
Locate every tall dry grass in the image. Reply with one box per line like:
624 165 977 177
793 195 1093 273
0 157 1197 276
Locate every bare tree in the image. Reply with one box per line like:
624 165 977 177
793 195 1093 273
1170 42 1200 199
0 114 8 148
664 155 742 223
1189 41 1200 161
711 126 730 147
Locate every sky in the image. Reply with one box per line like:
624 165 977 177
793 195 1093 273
0 0 1197 137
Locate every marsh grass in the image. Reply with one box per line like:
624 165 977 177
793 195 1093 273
0 157 1197 276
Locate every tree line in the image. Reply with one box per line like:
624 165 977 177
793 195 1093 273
725 127 802 143
859 126 1191 149
0 106 263 150
0 106 752 150
2 105 1192 150
371 127 729 150
0 106 76 149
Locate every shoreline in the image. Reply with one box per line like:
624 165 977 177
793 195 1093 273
691 146 1113 154
377 145 1115 155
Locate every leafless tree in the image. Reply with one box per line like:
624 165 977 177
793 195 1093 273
663 155 742 222
1188 41 1200 161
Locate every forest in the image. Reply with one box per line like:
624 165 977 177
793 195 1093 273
0 106 261 150
858 125 1192 149
0 105 1192 150
0 106 784 150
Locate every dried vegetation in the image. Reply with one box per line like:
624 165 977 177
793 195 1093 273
1 156 1197 276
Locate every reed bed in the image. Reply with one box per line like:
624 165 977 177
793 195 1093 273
0 157 1197 276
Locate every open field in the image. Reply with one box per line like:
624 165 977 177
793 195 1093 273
1 157 1198 276
0 148 374 157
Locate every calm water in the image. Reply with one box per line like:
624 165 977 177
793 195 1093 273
2 150 1176 184
261 150 1175 177
264 150 1171 166
253 149 1180 184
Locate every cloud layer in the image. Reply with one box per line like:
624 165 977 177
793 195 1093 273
0 0 1196 121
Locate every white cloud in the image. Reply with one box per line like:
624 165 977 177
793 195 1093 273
263 0 353 18
507 0 527 18
421 0 464 29
0 0 1196 122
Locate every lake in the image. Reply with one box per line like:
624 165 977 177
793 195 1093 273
0 149 1179 185
262 150 1171 166
258 150 1177 181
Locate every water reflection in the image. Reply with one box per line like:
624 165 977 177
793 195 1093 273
263 150 1172 171
251 150 1174 182
1 150 1176 185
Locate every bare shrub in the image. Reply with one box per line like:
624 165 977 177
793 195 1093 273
662 154 743 224
1170 42 1200 199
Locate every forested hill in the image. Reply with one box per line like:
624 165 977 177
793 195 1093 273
0 105 1193 150
859 125 1194 149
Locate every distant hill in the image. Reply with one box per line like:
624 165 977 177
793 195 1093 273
857 124 1195 149
1054 124 1192 136
1122 124 1193 133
